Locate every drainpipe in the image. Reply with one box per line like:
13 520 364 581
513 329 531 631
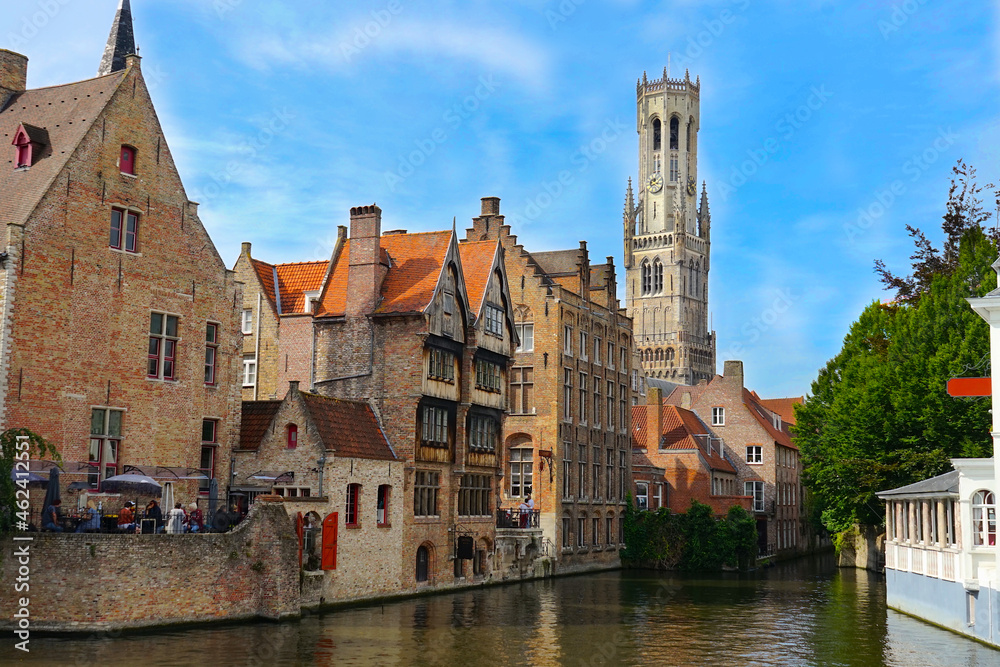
318 455 327 498
254 292 261 401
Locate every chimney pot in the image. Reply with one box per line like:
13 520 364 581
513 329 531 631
347 204 383 316
288 381 300 395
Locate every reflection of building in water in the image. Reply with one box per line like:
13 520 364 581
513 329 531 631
525 586 562 667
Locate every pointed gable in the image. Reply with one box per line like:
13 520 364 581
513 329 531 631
378 231 453 314
300 392 396 461
458 240 500 317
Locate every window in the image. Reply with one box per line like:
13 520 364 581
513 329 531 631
562 450 572 499
946 500 956 546
377 485 390 526
511 367 534 414
607 517 614 546
509 449 533 498
421 406 449 447
592 447 601 500
746 446 762 464
148 312 179 380
200 419 217 495
515 323 534 352
242 355 257 387
563 369 573 421
562 517 571 548
641 261 651 296
652 118 662 151
345 484 361 527
564 326 573 355
745 481 765 513
607 342 615 368
636 482 649 510
712 407 725 426
428 348 456 382
973 490 996 547
485 304 504 337
110 207 139 253
620 384 627 428
606 449 614 499
119 145 136 175
475 359 502 392
578 445 587 498
619 450 627 500
620 346 627 369
670 157 679 182
416 546 429 583
414 471 440 517
653 484 662 509
607 382 615 429
579 373 588 423
468 414 498 452
13 128 32 168
593 517 601 547
580 332 588 360
205 323 218 385
594 337 601 365
89 408 122 488
577 517 586 547
287 424 298 449
593 379 601 426
653 261 663 294
241 309 254 335
669 116 679 150
458 474 491 517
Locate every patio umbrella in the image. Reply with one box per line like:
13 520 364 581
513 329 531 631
100 473 162 497
41 467 60 508
10 469 48 487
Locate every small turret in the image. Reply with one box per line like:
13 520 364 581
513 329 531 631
699 182 711 241
98 0 136 76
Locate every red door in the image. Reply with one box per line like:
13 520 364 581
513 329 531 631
321 513 338 570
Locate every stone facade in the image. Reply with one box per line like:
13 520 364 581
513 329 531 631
623 68 716 385
464 197 636 573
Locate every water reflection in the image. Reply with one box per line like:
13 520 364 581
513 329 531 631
23 555 1000 666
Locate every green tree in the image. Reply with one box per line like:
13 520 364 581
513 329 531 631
0 428 60 537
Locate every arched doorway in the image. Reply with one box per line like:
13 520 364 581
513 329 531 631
416 545 430 582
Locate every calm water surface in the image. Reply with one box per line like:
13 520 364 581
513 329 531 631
19 555 1000 666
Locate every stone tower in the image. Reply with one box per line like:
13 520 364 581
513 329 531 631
624 67 716 385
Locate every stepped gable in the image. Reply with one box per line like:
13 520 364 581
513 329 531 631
0 72 127 227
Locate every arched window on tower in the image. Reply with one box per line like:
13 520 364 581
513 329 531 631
686 120 693 152
653 259 663 294
669 117 679 151
652 118 661 151
640 261 651 296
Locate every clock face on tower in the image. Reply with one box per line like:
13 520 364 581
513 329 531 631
687 176 697 196
647 173 664 194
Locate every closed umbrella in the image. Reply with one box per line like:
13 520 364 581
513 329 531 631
41 467 60 508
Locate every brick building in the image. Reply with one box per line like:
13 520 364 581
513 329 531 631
631 387 751 515
234 381 404 603
664 360 804 557
464 197 636 572
0 2 241 510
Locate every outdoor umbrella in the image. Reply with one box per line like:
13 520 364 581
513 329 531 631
99 473 162 497
10 469 48 487
41 467 60 508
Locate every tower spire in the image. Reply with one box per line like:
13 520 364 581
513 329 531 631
699 182 711 240
98 0 136 76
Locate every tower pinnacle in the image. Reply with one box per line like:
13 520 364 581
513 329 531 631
98 0 136 76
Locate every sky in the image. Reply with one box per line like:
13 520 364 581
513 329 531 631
6 0 1000 398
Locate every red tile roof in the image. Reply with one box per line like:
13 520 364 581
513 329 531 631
743 388 796 450
0 72 127 227
458 240 498 316
758 396 804 426
239 401 282 450
300 392 396 461
632 403 737 474
275 261 326 314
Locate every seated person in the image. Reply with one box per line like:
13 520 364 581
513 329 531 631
117 501 136 532
76 499 100 533
185 503 204 533
41 499 63 532
145 500 163 533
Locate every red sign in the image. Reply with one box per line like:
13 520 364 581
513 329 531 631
947 377 992 397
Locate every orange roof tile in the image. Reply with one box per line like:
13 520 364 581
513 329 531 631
275 261 326 314
251 259 277 310
458 241 498 316
633 403 737 474
744 388 796 450
758 396 804 426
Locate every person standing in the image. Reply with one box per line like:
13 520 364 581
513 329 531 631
145 500 163 532
166 502 186 534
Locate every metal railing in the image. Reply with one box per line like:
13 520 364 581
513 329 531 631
496 509 541 529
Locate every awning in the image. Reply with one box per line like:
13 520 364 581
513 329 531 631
246 471 294 483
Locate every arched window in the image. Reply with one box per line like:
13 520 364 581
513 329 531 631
669 117 679 150
973 490 996 546
416 545 430 582
640 261 651 296
686 120 693 152
286 424 298 449
652 118 662 151
653 259 664 294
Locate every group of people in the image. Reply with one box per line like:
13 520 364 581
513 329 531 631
117 500 204 533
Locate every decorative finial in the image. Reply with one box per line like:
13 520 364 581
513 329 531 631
643 71 648 84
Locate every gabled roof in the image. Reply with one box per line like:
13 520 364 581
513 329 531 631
300 392 396 461
239 401 282 450
15 123 50 146
758 396 804 426
0 72 128 227
632 403 736 474
249 259 327 316
877 470 960 499
458 240 498 316
743 388 796 450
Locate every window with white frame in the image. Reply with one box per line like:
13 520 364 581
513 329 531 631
241 309 253 334
712 407 725 426
746 446 762 464
973 490 996 547
242 355 257 387
745 481 765 513
653 483 662 509
205 323 219 385
636 482 649 510
579 331 588 360
593 337 601 364
509 449 533 498
515 323 534 352
563 369 573 421
564 326 573 355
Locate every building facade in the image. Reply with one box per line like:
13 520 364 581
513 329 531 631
623 68 716 385
0 3 241 511
464 197 636 573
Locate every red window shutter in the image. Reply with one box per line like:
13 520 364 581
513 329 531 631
321 513 338 570
296 512 304 567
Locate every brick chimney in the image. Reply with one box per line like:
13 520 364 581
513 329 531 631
723 360 744 389
0 50 28 110
346 204 382 316
646 386 663 450
288 380 299 395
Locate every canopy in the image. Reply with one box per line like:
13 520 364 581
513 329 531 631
100 473 162 497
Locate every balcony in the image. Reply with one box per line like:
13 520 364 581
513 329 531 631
496 509 541 529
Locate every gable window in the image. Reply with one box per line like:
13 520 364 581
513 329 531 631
414 471 440 517
421 405 449 447
485 304 504 337
205 323 218 385
515 323 534 352
468 414 498 453
475 359 502 393
120 145 136 175
377 485 391 526
745 481 765 513
746 446 762 464
345 484 361 527
89 408 123 488
110 207 139 253
242 355 257 387
712 407 725 426
287 424 298 449
458 474 491 517
973 490 996 547
148 312 179 380
511 367 534 414
509 449 533 498
13 128 32 168
241 309 254 335
428 348 456 382
200 419 217 495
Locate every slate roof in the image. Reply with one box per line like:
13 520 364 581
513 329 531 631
98 0 136 76
300 392 396 461
876 470 960 498
0 72 127 227
458 240 498 316
239 401 282 450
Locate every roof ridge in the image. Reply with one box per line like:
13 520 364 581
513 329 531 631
300 391 372 407
14 72 126 95
275 260 327 267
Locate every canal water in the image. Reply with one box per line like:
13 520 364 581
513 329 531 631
19 554 1000 666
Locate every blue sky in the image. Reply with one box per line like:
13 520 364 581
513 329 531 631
7 0 1000 398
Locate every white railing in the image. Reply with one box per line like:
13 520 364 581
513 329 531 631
886 541 960 582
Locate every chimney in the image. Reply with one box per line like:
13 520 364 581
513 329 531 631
680 391 691 411
481 197 500 216
723 360 744 389
646 387 663 450
288 380 299 396
346 204 382 316
241 242 252 257
0 50 28 110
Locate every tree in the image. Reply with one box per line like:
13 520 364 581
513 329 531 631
0 428 60 537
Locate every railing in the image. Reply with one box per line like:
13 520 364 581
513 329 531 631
497 509 541 529
885 541 960 582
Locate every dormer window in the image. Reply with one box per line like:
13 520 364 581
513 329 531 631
14 135 31 168
120 145 136 175
11 123 48 170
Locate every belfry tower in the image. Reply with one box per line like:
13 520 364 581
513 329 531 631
624 67 716 385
